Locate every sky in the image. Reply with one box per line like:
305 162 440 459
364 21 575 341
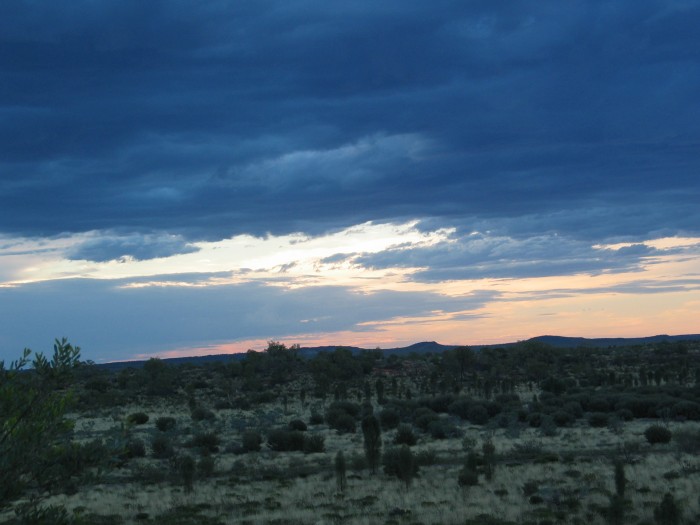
1 1 699 363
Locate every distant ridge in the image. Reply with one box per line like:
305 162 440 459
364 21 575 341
98 334 700 370
529 334 700 348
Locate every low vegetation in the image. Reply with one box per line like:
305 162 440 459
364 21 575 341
2 338 700 524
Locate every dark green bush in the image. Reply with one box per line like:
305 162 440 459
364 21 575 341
267 428 305 452
185 432 221 454
151 435 175 459
644 425 672 445
654 492 682 525
326 401 360 434
155 416 176 432
288 419 307 431
303 433 325 454
414 408 439 431
309 412 324 425
382 445 418 487
379 407 401 430
127 412 149 425
190 407 216 421
588 412 609 428
241 430 262 452
394 424 417 446
467 405 490 425
124 439 146 459
197 456 216 478
448 398 472 420
527 412 543 428
551 410 574 427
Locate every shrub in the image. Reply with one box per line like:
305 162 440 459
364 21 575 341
413 407 439 431
309 412 324 426
379 407 401 430
326 402 360 433
288 419 308 431
458 452 479 487
241 430 262 452
335 451 347 492
588 412 608 428
448 398 472 420
156 416 176 432
178 455 196 493
185 432 221 454
552 410 574 427
382 445 418 487
428 419 460 439
267 428 305 452
645 425 672 445
654 492 682 525
394 424 417 446
197 456 216 478
124 439 146 459
303 433 325 454
527 412 543 428
190 407 216 421
467 405 490 425
458 467 478 487
362 416 382 473
127 412 149 425
152 435 175 459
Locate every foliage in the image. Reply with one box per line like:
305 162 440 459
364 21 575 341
361 415 382 474
302 433 325 454
394 424 417 446
326 401 360 434
288 419 307 431
654 492 682 525
155 416 177 432
382 445 418 487
178 455 196 493
185 432 220 454
644 425 672 445
241 430 262 452
0 339 81 508
126 412 149 425
266 428 305 452
152 435 175 459
334 451 347 492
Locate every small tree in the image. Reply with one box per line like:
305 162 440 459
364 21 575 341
179 455 196 493
335 451 347 493
482 439 496 481
383 445 418 487
362 415 382 474
458 451 479 488
608 460 626 525
0 339 81 508
396 445 416 488
376 378 385 404
654 492 682 525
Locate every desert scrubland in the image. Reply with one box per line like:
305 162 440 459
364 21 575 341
3 340 700 524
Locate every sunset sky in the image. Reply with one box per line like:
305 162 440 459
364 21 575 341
1 1 699 363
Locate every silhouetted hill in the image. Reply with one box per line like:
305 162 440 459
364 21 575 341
530 334 700 348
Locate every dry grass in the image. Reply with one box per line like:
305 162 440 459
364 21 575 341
3 392 698 525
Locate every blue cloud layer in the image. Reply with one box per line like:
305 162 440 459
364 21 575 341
0 276 495 361
1 1 699 261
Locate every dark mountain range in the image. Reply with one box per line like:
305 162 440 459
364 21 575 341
95 334 700 372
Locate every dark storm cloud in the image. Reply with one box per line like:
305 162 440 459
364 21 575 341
67 232 199 262
1 1 699 250
0 276 495 361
